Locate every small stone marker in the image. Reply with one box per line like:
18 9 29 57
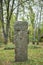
14 21 29 62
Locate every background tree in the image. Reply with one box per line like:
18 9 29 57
0 0 43 44
0 0 15 44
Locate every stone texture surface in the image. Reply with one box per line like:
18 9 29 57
14 21 29 62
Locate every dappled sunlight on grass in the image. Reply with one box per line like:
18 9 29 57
0 43 43 65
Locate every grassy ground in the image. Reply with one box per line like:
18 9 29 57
0 43 43 65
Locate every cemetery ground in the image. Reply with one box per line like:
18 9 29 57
0 43 43 65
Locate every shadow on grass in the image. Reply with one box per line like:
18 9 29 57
4 45 41 50
10 59 37 65
4 47 15 50
28 45 41 49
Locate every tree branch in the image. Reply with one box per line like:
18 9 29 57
9 0 15 20
13 0 29 13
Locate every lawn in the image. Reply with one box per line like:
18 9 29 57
0 43 43 65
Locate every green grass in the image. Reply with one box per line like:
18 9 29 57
0 43 43 65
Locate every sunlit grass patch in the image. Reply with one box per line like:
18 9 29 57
0 43 43 65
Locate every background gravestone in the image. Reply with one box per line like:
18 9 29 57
14 21 29 62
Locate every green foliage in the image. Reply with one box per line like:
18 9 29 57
0 21 2 27
0 21 4 43
9 14 16 42
4 43 14 50
40 22 43 34
29 6 35 27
